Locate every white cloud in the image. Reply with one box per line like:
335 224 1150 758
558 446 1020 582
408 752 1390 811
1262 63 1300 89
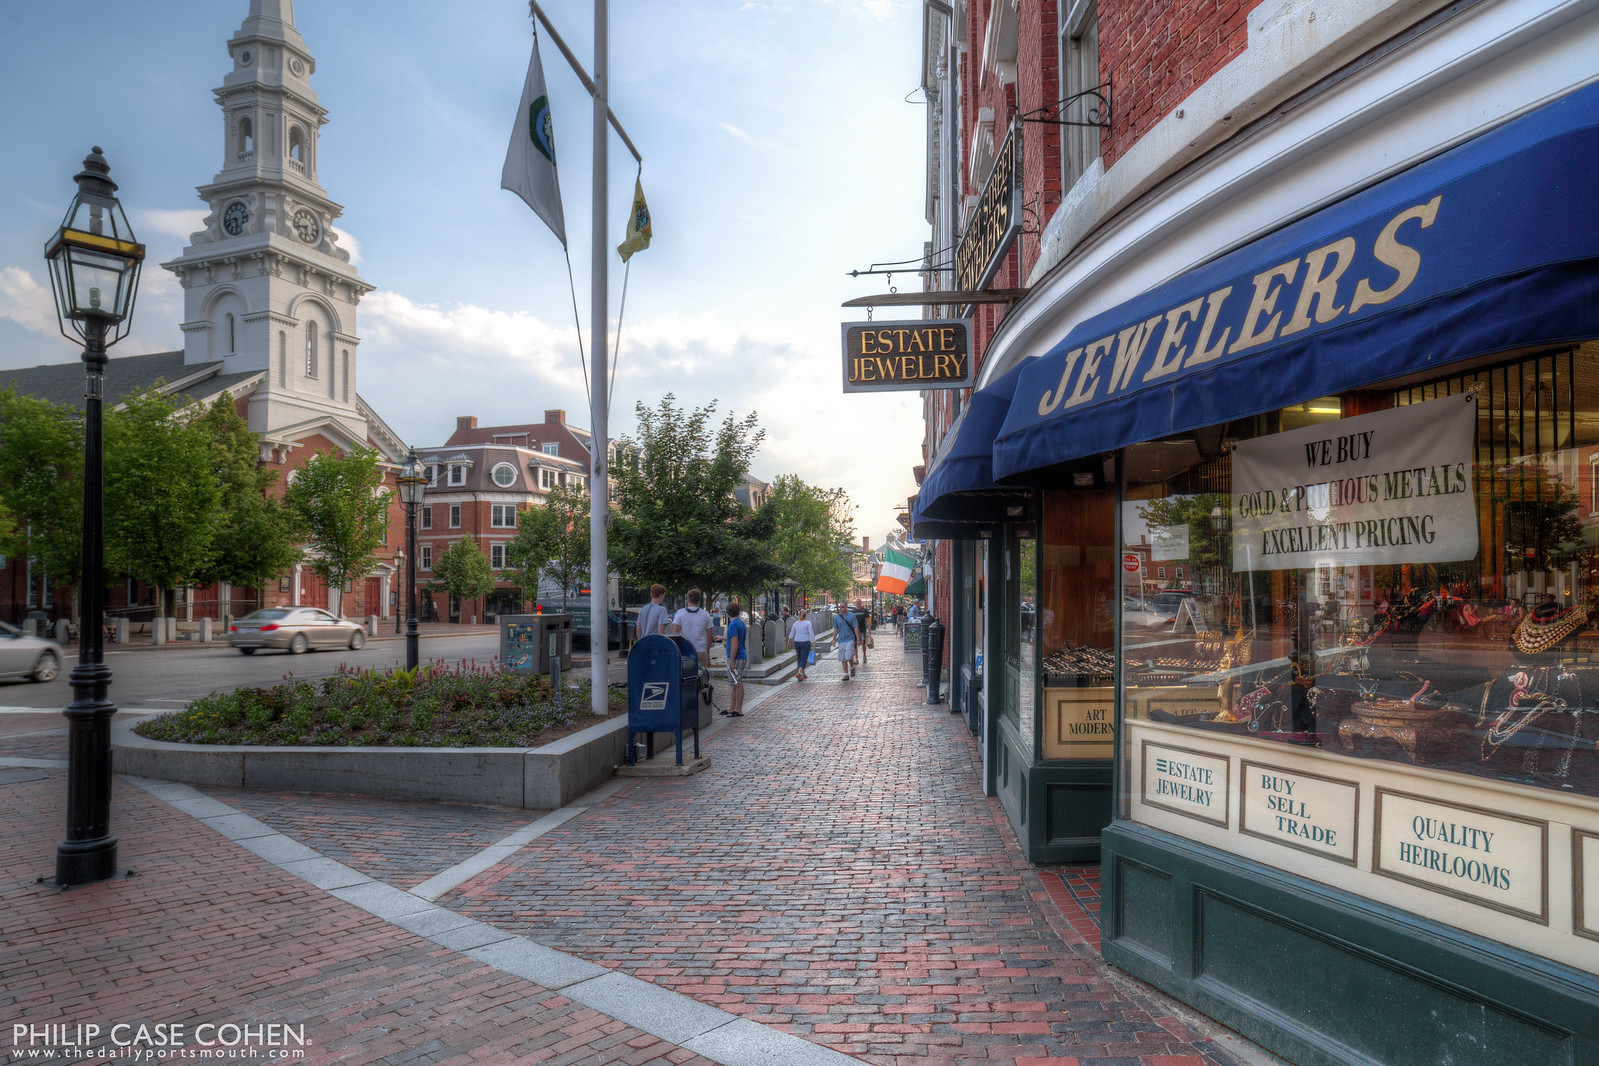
357 289 923 544
131 208 207 244
331 226 362 267
719 122 754 142
0 267 57 335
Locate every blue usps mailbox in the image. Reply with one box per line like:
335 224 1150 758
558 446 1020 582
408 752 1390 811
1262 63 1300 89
627 634 702 766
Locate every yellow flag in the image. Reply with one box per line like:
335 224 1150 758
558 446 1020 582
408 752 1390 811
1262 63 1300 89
616 177 652 262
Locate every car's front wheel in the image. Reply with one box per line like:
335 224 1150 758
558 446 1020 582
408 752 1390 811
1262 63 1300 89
348 630 366 650
30 652 59 683
289 634 309 654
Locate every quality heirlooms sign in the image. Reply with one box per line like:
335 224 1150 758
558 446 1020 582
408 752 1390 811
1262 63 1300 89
1229 393 1479 571
955 121 1022 293
841 318 974 393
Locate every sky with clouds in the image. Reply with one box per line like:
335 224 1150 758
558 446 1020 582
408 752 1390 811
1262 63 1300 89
0 0 931 549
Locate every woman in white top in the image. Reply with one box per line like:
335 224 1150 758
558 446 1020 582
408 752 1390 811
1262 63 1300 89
789 609 816 681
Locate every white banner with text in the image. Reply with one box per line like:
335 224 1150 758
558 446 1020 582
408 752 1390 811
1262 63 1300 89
1231 393 1479 572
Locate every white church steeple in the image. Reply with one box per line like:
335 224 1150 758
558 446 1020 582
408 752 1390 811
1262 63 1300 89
163 0 373 445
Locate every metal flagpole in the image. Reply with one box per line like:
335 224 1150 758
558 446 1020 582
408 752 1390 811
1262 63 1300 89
589 0 609 716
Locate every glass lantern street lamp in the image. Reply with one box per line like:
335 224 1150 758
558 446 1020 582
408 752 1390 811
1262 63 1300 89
397 449 429 669
44 147 145 349
44 148 143 889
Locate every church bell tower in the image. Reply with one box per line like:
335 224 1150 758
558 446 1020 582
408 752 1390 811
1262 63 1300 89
163 0 373 442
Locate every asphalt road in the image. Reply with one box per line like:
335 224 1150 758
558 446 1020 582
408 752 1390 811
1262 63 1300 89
0 631 503 713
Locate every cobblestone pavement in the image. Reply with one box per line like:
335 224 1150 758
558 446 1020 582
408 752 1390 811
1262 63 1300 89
0 630 1275 1066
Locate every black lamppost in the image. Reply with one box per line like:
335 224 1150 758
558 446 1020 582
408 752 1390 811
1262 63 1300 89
397 449 427 669
44 148 144 887
393 549 404 634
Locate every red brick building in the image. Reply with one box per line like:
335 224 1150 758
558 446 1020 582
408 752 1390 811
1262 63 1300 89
412 411 590 624
909 1 1599 1060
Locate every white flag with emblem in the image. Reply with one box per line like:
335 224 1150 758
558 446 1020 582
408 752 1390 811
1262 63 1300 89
501 34 566 247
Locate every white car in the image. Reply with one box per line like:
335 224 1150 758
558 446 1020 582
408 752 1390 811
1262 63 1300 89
1123 598 1178 629
0 620 63 682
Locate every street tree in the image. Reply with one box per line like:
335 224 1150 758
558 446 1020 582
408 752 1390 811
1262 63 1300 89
190 394 302 600
104 387 223 618
505 483 590 607
610 394 764 598
429 538 496 616
284 447 392 616
0 389 82 603
765 475 853 600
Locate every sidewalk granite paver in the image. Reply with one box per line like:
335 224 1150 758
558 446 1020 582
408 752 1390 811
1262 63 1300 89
0 629 1273 1066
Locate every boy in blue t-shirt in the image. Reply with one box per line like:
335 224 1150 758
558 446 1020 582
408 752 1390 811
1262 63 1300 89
723 600 749 716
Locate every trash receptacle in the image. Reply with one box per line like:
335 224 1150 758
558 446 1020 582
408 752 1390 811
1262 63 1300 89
923 618 945 705
500 614 573 674
626 634 701 766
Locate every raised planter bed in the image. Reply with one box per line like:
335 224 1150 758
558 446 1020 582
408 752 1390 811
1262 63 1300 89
112 714 632 810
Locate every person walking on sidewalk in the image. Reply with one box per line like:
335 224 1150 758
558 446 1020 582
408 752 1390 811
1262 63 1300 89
853 603 872 669
723 600 748 716
635 584 669 644
835 607 858 680
789 608 815 681
673 589 714 672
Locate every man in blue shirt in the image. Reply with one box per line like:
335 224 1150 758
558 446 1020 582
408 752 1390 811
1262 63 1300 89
723 599 749 716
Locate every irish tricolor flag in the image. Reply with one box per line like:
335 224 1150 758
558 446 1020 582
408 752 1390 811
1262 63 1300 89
876 547 915 594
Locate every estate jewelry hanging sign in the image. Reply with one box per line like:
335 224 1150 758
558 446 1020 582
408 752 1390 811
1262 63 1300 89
841 319 974 392
1229 393 1479 572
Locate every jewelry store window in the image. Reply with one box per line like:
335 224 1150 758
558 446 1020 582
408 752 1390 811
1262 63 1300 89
1116 344 1599 969
1039 487 1118 760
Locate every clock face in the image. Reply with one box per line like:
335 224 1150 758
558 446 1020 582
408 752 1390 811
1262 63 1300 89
223 202 249 236
292 209 320 244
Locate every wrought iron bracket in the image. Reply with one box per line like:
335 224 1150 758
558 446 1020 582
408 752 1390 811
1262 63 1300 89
1019 79 1111 130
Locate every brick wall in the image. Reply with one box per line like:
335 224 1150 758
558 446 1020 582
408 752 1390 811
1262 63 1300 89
1100 0 1253 167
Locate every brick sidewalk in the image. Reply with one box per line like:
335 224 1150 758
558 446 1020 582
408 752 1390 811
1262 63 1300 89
0 631 1273 1066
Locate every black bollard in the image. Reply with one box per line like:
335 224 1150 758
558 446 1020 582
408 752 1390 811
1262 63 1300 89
924 618 945 704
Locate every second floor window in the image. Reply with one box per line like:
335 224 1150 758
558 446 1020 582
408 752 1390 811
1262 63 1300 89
1059 0 1102 192
449 504 461 528
491 504 516 528
491 543 506 569
420 544 432 570
420 507 433 530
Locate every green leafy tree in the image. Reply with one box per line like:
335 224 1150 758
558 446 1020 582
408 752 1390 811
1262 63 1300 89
537 483 592 606
430 537 496 608
765 476 853 599
284 447 392 616
0 389 83 600
190 394 302 592
610 394 765 597
504 506 554 606
104 387 223 616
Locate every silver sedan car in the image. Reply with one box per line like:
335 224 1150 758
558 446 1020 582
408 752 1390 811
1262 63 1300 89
0 620 63 682
227 607 368 655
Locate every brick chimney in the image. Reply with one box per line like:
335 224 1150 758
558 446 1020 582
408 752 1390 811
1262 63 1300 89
456 416 478 432
544 409 565 424
862 536 870 551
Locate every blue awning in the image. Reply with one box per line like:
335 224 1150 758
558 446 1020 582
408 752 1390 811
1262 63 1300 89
915 363 1030 522
994 81 1599 481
